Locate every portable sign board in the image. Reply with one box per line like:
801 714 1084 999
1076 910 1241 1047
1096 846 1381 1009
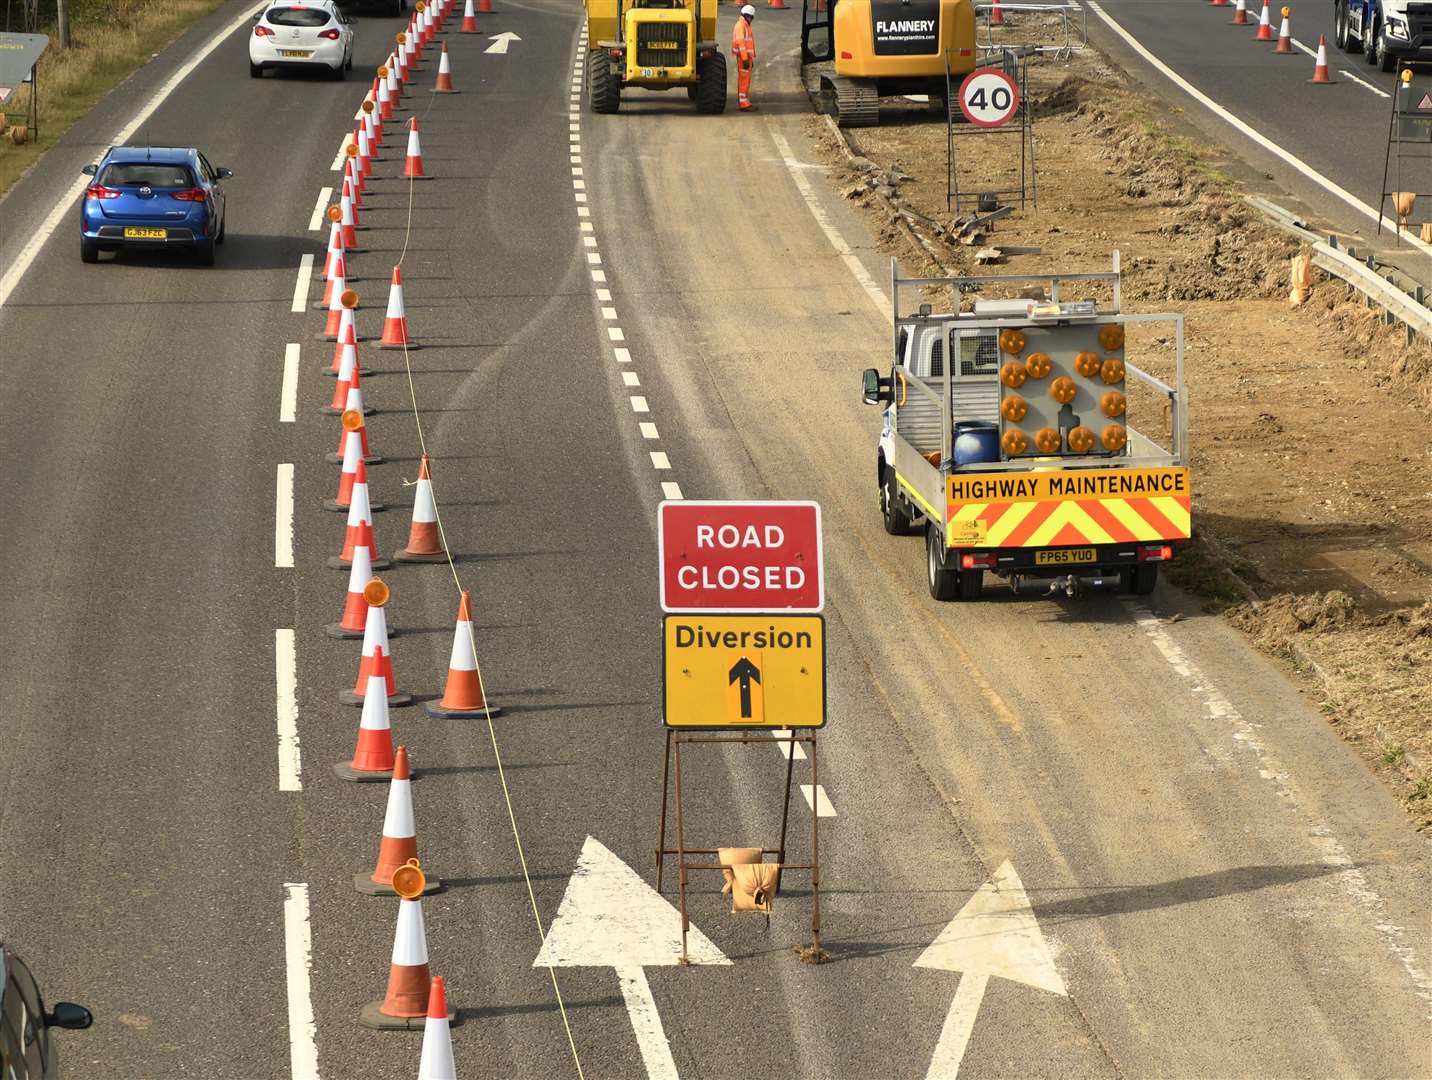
959 67 1020 129
0 34 48 87
662 614 825 728
658 501 823 613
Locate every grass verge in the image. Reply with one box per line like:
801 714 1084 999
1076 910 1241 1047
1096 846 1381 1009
0 0 227 197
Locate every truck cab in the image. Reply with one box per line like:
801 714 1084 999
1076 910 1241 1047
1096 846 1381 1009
1335 0 1432 70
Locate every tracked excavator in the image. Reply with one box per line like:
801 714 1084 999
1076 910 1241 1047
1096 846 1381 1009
801 0 978 126
585 0 727 114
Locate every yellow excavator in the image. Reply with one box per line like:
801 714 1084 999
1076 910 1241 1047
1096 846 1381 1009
585 0 727 114
801 0 978 126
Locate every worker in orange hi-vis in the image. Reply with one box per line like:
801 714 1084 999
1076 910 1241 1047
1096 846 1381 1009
732 4 756 111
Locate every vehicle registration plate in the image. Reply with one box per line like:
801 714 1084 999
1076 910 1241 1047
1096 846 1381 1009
280 49 311 58
123 227 167 239
1035 548 1096 566
649 41 678 49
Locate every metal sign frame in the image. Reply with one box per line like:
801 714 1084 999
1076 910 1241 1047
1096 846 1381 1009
945 47 1036 213
1378 65 1432 246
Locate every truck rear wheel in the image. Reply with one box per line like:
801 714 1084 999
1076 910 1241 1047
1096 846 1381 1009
957 569 983 601
587 48 621 114
1122 563 1159 596
926 526 959 601
881 466 919 536
694 51 727 114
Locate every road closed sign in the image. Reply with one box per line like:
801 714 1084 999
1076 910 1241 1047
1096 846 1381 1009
959 67 1020 129
658 501 823 613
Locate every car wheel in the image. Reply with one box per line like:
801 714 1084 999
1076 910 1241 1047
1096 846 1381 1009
250 62 263 78
80 238 99 264
331 62 345 81
194 239 216 267
216 215 226 245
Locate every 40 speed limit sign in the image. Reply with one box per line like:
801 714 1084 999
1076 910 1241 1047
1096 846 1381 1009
958 67 1020 128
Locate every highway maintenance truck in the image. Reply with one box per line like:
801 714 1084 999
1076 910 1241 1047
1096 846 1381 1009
1335 0 1432 70
862 257 1191 601
585 0 726 114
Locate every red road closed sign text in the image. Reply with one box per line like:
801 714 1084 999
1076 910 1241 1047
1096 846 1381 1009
658 501 823 612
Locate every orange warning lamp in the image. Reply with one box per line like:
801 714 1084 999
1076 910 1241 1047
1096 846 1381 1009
1000 361 1028 388
378 65 389 78
416 0 426 9
340 289 360 309
1100 358 1126 384
1025 352 1052 379
1281 5 1290 16
396 31 407 44
1101 424 1128 451
392 858 426 900
1034 427 1061 454
1098 324 1125 351
328 204 342 222
363 578 391 607
1049 376 1077 404
1403 69 1414 84
1000 394 1028 422
1067 426 1096 453
1074 351 1102 378
1001 428 1029 455
1100 390 1126 417
341 409 365 432
362 99 374 114
999 329 1026 356
345 142 358 157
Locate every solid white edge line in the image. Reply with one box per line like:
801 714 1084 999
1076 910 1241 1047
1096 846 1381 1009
308 187 334 232
283 882 320 1079
1085 0 1431 256
0 2 260 309
275 629 301 791
291 253 315 314
1338 66 1392 97
280 344 300 423
800 784 837 817
276 463 295 569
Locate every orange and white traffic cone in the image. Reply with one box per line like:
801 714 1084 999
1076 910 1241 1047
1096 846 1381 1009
339 184 364 250
364 98 382 150
426 591 500 717
329 311 365 376
1310 33 1333 81
327 549 379 639
1211 0 1228 7
768 0 787 9
1274 5 1293 51
360 862 453 1029
990 0 1004 25
1232 0 1249 24
461 0 478 32
403 117 428 179
323 212 345 279
330 463 389 571
1255 1 1273 40
378 67 395 121
336 661 397 781
395 454 446 563
353 131 371 189
315 244 347 308
327 429 386 513
326 331 372 413
479 0 493 13
323 287 358 342
433 42 457 93
329 381 381 460
379 266 417 349
417 977 455 1078
343 579 412 705
356 748 441 895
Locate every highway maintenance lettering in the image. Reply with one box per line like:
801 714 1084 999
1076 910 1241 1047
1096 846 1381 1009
948 467 1189 504
672 624 815 650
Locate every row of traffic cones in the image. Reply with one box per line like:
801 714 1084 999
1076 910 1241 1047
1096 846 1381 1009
312 3 494 1070
1222 1 1335 82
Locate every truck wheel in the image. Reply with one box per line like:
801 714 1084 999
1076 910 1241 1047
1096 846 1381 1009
956 569 983 601
694 51 727 114
587 48 621 114
926 525 959 601
881 466 919 536
1364 15 1381 64
1334 1 1353 51
1123 563 1159 596
1374 23 1396 71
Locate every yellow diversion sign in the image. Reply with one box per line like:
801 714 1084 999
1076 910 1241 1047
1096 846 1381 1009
945 467 1191 548
662 615 826 729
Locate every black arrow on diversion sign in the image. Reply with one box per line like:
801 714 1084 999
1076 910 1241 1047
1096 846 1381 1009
728 657 761 718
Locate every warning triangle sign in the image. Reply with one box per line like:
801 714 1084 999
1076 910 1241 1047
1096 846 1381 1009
1418 91 1432 111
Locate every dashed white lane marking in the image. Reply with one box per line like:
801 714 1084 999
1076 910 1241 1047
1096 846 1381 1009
308 187 334 231
661 481 684 500
639 422 659 439
602 306 618 319
614 346 631 362
1126 602 1432 1012
579 207 591 217
608 326 625 341
650 451 670 469
291 253 315 314
774 730 808 760
275 629 301 791
597 288 612 301
0 1 260 309
275 464 295 568
801 784 837 817
622 371 640 387
591 268 605 281
283 881 320 1078
1086 1 1428 255
630 395 649 413
330 133 352 172
280 344 300 423
769 129 890 318
584 236 599 247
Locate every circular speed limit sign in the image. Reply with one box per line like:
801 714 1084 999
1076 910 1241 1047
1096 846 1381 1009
958 68 1020 129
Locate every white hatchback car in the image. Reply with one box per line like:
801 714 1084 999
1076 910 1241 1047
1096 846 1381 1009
250 2 356 79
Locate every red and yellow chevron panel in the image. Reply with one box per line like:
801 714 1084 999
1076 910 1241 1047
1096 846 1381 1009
945 468 1191 548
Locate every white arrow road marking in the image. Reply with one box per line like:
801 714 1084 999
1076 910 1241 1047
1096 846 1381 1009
485 31 521 54
916 860 1065 1079
535 836 729 1079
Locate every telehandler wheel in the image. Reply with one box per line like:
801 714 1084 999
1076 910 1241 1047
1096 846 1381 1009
926 525 960 602
694 51 727 114
587 48 621 114
881 466 919 536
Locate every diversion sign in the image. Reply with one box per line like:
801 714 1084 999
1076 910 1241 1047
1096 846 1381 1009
869 0 939 55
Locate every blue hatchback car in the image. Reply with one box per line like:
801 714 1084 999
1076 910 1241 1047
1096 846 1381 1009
79 145 230 265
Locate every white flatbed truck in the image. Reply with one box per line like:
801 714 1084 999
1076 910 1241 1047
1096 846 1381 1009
862 258 1192 600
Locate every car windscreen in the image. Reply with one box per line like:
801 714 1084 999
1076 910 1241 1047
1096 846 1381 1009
99 163 193 188
266 7 332 26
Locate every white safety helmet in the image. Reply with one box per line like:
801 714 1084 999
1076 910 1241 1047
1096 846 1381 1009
740 4 755 15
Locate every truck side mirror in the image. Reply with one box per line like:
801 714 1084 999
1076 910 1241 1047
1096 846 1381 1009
861 368 890 406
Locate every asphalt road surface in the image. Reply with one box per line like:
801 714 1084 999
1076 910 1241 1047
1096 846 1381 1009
0 1 1428 1077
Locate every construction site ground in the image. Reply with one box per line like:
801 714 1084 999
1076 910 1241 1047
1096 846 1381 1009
802 38 1432 826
